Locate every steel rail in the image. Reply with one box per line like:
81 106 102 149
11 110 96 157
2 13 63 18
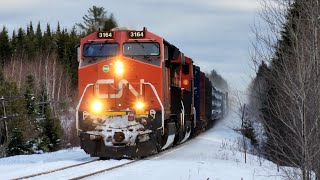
70 139 194 180
13 158 99 180
70 160 139 180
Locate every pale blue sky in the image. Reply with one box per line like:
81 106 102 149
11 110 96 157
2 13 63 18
0 0 259 91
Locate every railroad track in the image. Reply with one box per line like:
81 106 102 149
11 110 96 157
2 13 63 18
70 159 139 180
13 132 197 180
70 141 191 180
13 158 100 180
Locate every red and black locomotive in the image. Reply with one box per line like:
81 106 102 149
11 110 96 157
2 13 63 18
76 27 228 158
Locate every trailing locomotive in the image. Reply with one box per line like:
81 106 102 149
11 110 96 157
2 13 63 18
76 27 228 158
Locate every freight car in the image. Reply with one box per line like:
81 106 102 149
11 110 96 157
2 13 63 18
212 87 228 120
76 27 228 158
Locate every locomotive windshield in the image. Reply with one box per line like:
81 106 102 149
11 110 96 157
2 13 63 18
83 43 119 57
123 42 160 56
123 42 160 66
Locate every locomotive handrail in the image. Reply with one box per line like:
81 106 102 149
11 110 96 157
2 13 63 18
143 82 164 135
76 83 94 136
193 107 196 128
181 101 185 128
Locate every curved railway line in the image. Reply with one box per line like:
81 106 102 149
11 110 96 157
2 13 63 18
13 136 194 180
13 158 100 180
70 159 138 180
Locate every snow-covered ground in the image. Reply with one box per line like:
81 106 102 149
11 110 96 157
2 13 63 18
89 112 285 180
0 112 285 180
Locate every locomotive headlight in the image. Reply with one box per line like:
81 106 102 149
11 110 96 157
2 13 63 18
183 79 189 86
91 100 103 114
135 101 145 110
115 61 124 75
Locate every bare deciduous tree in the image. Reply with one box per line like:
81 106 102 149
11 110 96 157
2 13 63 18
3 51 77 146
250 0 320 179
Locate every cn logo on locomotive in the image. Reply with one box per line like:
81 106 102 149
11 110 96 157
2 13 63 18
95 79 145 98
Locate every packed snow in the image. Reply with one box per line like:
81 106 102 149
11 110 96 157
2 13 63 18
0 111 286 180
89 112 285 180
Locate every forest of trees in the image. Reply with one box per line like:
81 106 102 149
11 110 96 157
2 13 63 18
0 6 117 157
207 69 229 92
0 5 227 159
248 0 320 179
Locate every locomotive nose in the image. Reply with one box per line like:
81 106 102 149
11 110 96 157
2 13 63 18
114 132 125 142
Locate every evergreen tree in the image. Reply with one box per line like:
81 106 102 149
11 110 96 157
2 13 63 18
76 6 118 34
69 26 80 86
241 119 258 146
262 3 300 164
0 67 5 83
26 22 36 58
55 22 65 63
0 80 30 156
43 24 53 51
24 75 38 123
0 68 7 156
7 128 28 156
0 27 12 66
43 113 63 151
252 4 320 176
103 14 117 31
0 10 119 155
35 22 43 51
11 30 17 54
38 88 63 152
23 74 45 153
207 69 229 91
16 28 26 53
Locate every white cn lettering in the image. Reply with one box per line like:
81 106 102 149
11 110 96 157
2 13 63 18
95 79 144 99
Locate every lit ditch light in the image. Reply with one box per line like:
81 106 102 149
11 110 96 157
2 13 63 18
135 101 145 110
115 60 124 75
91 100 103 114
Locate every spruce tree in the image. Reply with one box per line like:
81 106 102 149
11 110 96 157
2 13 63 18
1 81 30 156
26 22 36 58
23 74 44 153
207 69 229 91
76 6 118 34
262 3 300 164
16 28 26 53
11 30 17 54
35 22 43 51
103 14 118 31
69 26 80 86
0 27 12 66
24 75 40 133
25 75 36 117
7 128 27 156
43 24 53 51
38 87 63 152
55 22 65 63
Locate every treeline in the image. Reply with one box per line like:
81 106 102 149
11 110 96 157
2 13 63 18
0 5 226 158
248 0 320 179
0 6 117 157
207 69 229 92
0 22 78 156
